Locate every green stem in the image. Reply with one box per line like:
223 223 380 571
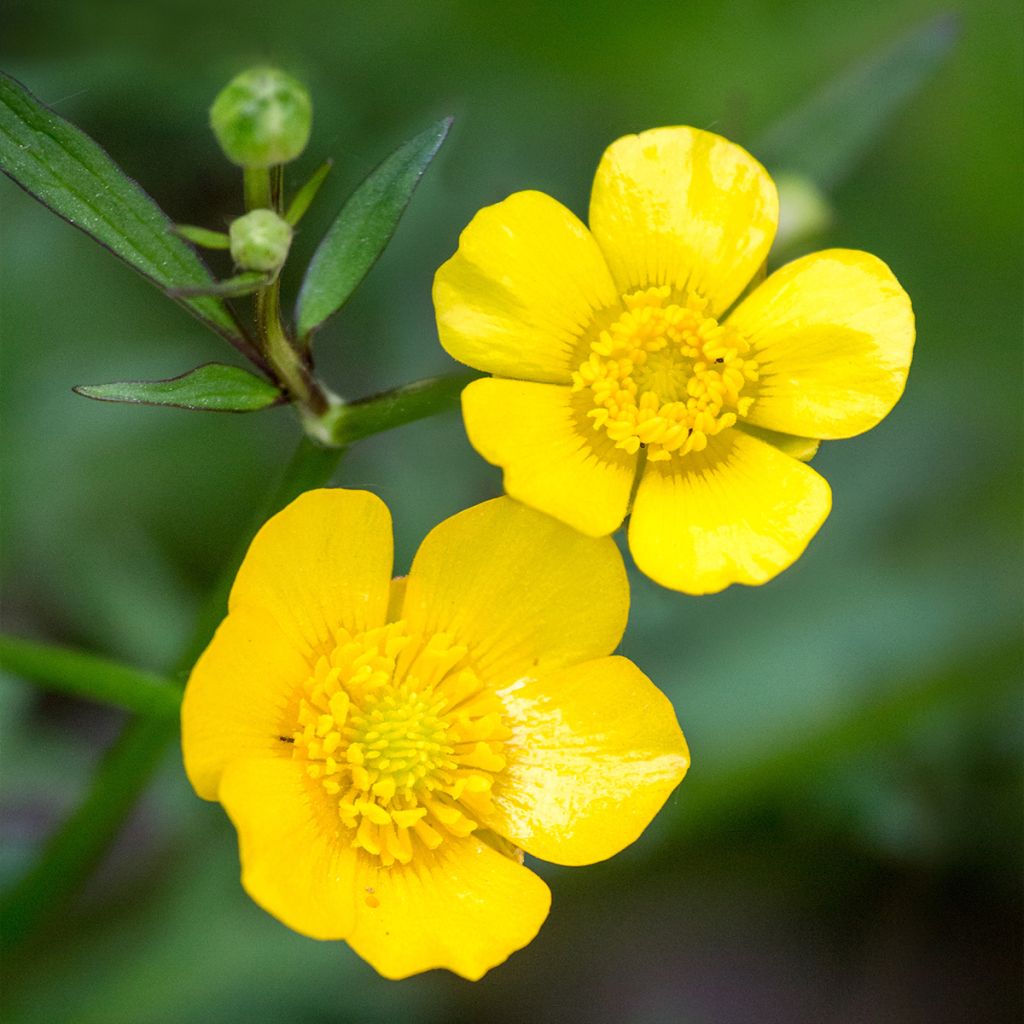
256 277 326 415
315 371 478 447
243 166 272 210
0 637 180 718
244 164 330 417
174 435 345 675
0 436 347 951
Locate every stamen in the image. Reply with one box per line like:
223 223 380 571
290 620 510 867
573 286 758 461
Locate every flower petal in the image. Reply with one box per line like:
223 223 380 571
461 378 636 536
484 656 688 866
401 498 628 688
433 190 618 383
229 489 393 658
219 757 359 941
589 126 778 316
730 249 914 438
182 605 309 800
628 430 832 594
346 838 551 980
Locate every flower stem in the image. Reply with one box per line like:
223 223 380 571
245 166 331 417
243 166 272 210
0 637 180 718
0 435 347 951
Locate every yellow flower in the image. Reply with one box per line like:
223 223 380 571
433 126 915 594
182 490 688 980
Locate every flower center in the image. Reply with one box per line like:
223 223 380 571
572 286 759 461
290 621 510 867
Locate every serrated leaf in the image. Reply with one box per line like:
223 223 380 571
0 71 244 342
73 363 283 412
296 117 452 338
754 13 959 189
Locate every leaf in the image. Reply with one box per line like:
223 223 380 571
73 363 284 412
295 117 452 338
285 158 333 225
174 224 231 249
753 13 959 189
169 271 272 298
0 71 244 342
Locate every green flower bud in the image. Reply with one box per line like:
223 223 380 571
210 67 312 168
774 174 833 252
229 209 293 272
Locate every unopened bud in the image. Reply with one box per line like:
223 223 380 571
210 67 312 168
773 174 833 253
229 209 292 272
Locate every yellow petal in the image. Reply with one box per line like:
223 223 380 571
484 656 688 866
401 497 628 688
589 126 778 316
433 190 618 383
219 757 359 941
628 430 832 594
729 249 914 438
461 378 636 537
347 837 550 980
229 489 393 658
182 605 309 800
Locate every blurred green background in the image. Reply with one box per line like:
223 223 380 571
1 0 1021 1021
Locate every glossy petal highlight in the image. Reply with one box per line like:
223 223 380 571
219 757 359 941
401 497 628 688
486 656 689 866
434 190 618 383
347 838 551 980
629 430 832 594
229 489 393 657
182 606 309 800
730 249 915 439
589 126 778 316
462 378 636 536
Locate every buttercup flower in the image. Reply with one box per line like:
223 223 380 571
434 126 915 594
182 490 688 980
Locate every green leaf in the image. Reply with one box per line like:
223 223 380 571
174 224 231 249
753 13 959 189
285 158 333 225
296 117 452 338
170 271 272 298
0 71 244 342
322 371 477 446
73 363 283 412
